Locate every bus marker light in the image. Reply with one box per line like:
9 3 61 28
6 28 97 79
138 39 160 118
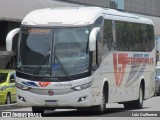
78 96 88 102
18 95 26 102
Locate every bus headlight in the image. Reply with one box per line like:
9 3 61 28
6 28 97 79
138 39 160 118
15 82 31 90
71 81 92 91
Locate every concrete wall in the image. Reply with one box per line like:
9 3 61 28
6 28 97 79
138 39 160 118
125 0 160 17
0 0 79 21
66 0 160 17
66 0 110 7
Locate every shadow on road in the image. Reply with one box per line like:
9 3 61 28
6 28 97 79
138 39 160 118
43 106 152 117
43 108 137 117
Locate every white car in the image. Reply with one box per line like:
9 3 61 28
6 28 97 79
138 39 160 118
155 66 160 96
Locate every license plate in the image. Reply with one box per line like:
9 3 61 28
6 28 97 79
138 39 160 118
45 100 58 107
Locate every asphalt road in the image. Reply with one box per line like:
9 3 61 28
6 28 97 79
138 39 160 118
0 95 160 120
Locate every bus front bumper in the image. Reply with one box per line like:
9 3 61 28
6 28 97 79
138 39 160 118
16 87 99 108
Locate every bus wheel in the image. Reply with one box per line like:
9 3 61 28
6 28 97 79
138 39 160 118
124 84 144 109
134 84 144 109
32 107 44 116
93 87 107 114
5 94 11 104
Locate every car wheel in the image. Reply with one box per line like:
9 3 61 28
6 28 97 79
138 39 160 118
157 86 160 96
5 94 11 104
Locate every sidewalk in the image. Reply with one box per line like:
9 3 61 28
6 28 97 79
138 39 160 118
0 103 27 111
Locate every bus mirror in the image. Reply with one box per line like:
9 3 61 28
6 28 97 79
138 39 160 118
6 28 20 51
89 27 100 51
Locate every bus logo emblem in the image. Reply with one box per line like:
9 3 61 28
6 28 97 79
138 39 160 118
38 82 51 87
48 90 54 95
113 53 128 86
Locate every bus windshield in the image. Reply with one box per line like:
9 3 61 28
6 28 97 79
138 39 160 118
17 26 90 79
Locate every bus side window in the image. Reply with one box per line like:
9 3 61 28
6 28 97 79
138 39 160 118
145 25 154 52
103 20 113 51
92 49 97 70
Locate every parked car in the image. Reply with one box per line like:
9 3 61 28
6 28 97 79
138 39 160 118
0 69 16 104
155 66 160 96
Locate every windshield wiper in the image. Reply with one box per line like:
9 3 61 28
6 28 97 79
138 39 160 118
54 55 70 80
31 53 50 80
53 44 70 80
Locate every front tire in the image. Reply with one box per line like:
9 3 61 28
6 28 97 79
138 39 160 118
92 86 107 114
97 90 106 113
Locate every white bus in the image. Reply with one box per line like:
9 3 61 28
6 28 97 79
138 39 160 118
6 7 155 114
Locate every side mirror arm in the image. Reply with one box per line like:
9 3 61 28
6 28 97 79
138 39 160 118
89 27 100 51
6 28 20 51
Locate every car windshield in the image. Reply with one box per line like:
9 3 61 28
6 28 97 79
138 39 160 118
17 26 90 79
156 68 160 76
0 73 7 83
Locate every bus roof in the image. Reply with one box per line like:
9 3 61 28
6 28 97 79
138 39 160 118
22 7 153 26
103 9 153 25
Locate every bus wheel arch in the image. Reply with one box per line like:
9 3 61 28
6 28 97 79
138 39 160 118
123 79 145 110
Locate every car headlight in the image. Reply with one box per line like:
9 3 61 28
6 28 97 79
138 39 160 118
71 81 92 91
0 86 7 91
15 82 31 90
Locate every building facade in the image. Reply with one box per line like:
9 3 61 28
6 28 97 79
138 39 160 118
66 0 160 36
0 0 160 68
66 0 160 17
0 0 79 69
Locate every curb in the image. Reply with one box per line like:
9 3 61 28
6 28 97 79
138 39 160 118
0 103 26 111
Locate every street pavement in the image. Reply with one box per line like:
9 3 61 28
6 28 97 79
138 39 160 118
0 95 160 120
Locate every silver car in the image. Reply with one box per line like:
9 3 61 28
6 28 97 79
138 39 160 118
155 66 160 96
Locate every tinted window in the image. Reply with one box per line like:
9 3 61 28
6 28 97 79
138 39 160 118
94 16 103 27
115 21 154 52
103 20 113 51
10 74 15 83
0 73 7 83
156 68 160 76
